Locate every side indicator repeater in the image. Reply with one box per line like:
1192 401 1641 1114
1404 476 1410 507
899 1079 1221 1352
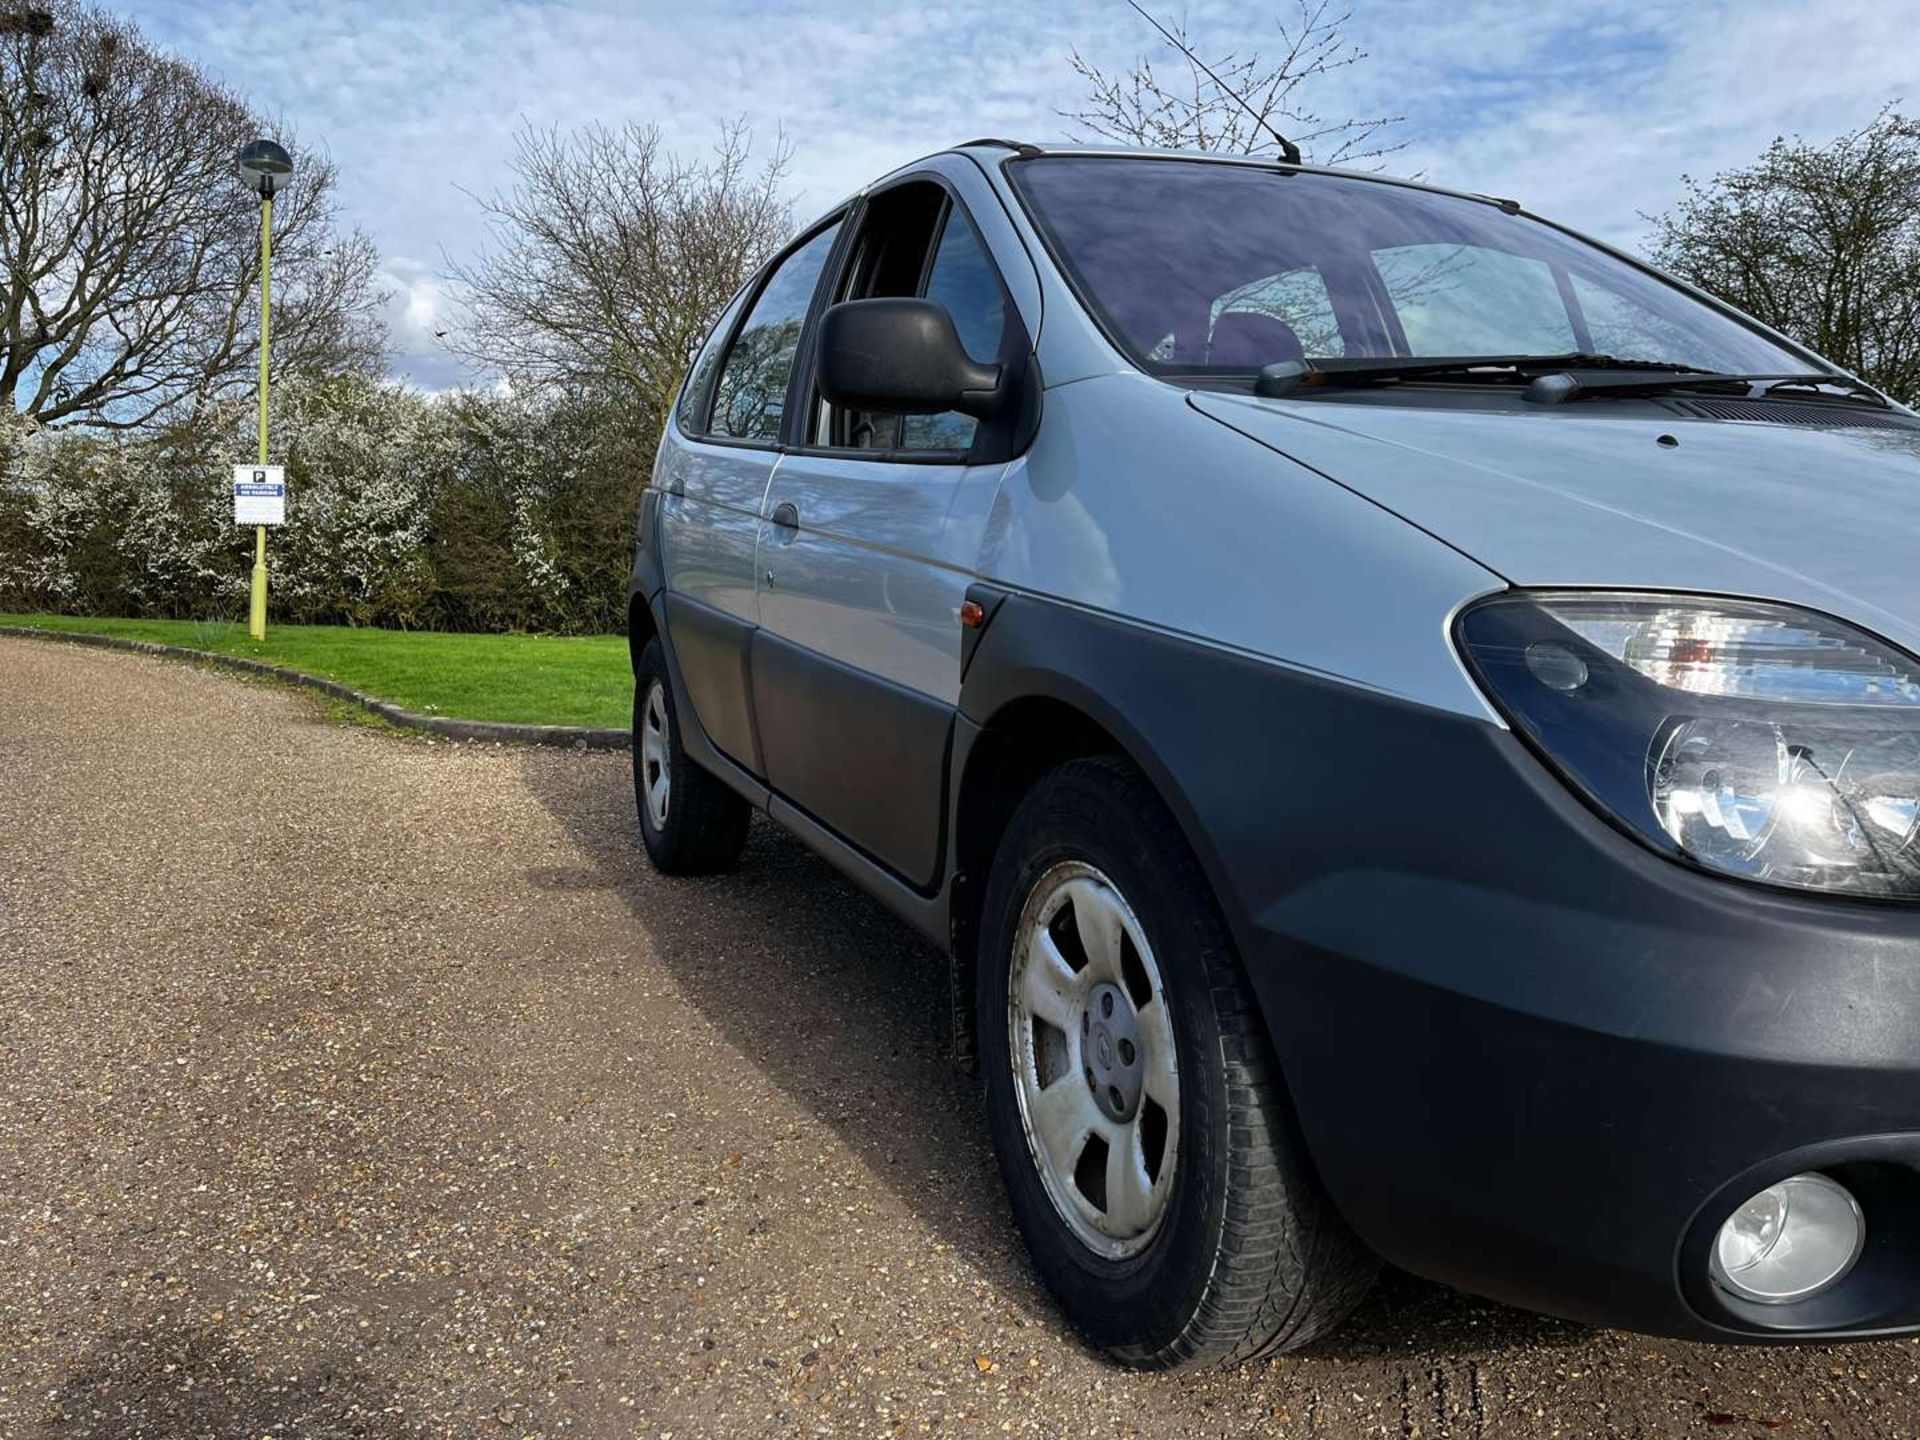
961 600 987 629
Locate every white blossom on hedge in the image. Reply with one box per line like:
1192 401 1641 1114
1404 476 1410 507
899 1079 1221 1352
1 375 650 633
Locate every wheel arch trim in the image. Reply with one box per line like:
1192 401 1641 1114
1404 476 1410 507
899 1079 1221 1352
952 594 1270 999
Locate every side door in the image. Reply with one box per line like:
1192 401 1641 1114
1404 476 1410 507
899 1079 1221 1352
751 172 1033 888
658 217 844 775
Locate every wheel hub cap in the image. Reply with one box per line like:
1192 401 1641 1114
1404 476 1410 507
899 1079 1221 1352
1007 861 1180 1260
1083 982 1143 1123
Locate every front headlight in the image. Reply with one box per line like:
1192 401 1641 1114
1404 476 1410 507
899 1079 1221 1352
1458 592 1920 899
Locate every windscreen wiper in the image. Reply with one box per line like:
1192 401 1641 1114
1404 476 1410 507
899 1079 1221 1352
1253 355 1894 410
1253 353 1703 398
1522 369 1893 407
1760 374 1891 406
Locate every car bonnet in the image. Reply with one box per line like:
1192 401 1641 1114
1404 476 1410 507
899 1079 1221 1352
1190 390 1920 656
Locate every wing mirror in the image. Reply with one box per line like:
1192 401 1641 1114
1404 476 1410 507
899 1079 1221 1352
817 298 1005 419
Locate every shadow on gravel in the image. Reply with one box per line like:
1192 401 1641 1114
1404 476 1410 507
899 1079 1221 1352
1302 1267 1593 1362
520 757 1057 1321
521 754 1593 1364
35 1323 418 1439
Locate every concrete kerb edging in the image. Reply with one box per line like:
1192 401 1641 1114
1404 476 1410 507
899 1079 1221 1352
0 626 632 751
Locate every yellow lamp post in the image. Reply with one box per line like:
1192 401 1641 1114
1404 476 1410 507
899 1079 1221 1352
236 139 294 640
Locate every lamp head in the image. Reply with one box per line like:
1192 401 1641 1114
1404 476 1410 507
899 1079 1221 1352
237 139 294 198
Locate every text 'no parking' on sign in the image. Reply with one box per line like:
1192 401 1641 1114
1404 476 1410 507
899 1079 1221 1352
233 465 286 526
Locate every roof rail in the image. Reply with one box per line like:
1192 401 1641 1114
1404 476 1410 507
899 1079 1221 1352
959 137 1044 159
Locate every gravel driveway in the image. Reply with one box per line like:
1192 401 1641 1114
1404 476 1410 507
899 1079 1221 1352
3 635 1918 1439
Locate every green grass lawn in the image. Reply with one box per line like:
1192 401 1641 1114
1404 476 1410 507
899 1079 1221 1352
0 614 633 729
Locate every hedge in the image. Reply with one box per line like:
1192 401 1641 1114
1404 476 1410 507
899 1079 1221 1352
0 374 657 635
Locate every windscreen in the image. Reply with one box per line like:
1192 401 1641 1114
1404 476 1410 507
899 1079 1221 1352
1010 157 1806 378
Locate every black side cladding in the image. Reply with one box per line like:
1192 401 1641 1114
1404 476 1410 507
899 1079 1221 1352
661 593 761 774
751 630 952 891
631 488 666 604
958 591 1920 1341
959 583 1008 679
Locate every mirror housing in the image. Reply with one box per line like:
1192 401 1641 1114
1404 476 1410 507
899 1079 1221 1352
817 298 1005 419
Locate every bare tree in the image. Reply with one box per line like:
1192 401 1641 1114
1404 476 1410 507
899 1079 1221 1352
0 1 387 429
1647 108 1920 406
274 229 387 381
1063 1 1403 167
447 121 793 429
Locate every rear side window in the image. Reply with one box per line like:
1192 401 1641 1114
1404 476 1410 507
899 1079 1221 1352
1570 274 1716 366
711 222 842 443
1374 244 1575 356
1205 265 1343 364
675 289 748 435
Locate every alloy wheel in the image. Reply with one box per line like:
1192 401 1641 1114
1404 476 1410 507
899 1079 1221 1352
640 679 671 829
1007 861 1180 1259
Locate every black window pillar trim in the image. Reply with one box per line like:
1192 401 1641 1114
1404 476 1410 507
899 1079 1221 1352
788 168 1043 469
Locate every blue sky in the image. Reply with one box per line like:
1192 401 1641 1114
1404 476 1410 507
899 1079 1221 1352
127 0 1918 390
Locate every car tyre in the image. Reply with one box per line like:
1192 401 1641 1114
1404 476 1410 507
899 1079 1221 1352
977 755 1376 1369
633 637 751 874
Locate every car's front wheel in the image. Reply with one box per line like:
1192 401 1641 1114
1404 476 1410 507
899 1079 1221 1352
977 756 1376 1368
633 637 751 874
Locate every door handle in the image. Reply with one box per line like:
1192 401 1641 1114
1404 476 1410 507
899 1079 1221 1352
770 501 800 530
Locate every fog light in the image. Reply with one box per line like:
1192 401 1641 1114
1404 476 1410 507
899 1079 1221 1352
1711 1173 1865 1304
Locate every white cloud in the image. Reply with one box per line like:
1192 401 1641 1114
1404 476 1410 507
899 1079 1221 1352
373 255 468 391
378 257 448 352
1374 1 1918 248
128 0 1920 384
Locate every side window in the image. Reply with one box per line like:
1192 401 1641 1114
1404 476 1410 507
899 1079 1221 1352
815 183 1010 457
900 209 1006 452
1374 244 1575 356
675 289 749 435
711 222 842 443
1207 265 1343 365
1570 274 1753 373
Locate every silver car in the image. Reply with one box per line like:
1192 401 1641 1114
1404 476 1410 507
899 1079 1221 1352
628 141 1920 1367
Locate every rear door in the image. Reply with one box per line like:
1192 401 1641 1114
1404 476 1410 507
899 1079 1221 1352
659 218 843 775
751 173 1027 887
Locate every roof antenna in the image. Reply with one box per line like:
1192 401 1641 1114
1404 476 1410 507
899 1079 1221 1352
1121 0 1304 166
